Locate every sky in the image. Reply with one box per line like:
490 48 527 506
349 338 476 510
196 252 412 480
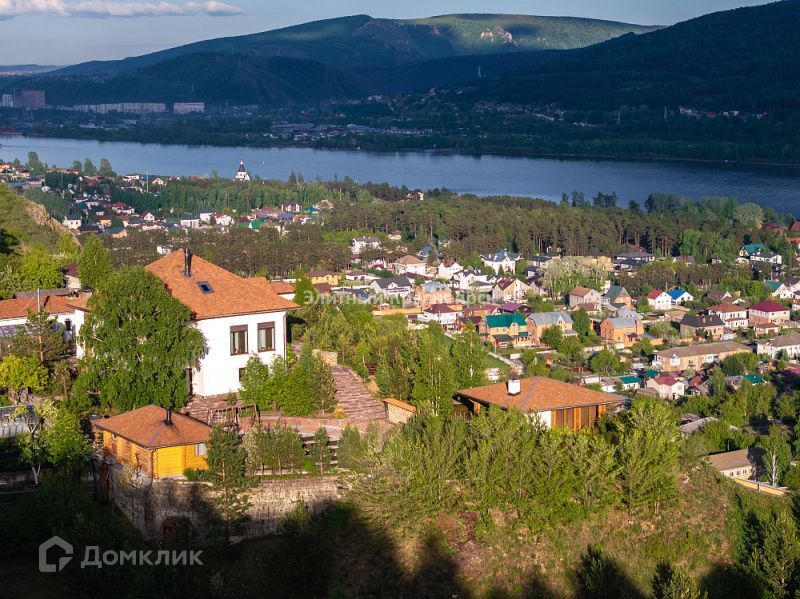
0 0 771 65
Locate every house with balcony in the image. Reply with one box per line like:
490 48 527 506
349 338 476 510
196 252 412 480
437 258 463 281
709 303 749 329
646 376 686 400
492 278 530 303
393 255 427 276
602 285 633 310
646 289 673 312
369 276 414 301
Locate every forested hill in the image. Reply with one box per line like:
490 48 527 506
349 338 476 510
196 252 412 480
477 0 800 110
50 14 656 76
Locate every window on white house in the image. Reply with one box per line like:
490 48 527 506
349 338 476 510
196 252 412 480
257 322 275 352
230 325 248 355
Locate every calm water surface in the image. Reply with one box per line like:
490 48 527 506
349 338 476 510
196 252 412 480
2 135 799 215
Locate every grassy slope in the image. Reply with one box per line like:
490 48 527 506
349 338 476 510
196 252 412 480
0 185 70 254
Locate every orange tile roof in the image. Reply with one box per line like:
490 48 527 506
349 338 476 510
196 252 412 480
92 405 210 449
265 280 295 295
0 293 88 320
457 377 624 412
145 251 298 320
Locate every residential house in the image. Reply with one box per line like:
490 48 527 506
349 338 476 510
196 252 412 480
437 258 463 281
416 245 442 262
92 405 210 479
668 289 694 306
481 250 521 274
418 304 461 329
646 376 686 400
709 303 749 329
457 377 624 431
0 293 86 342
652 341 751 372
706 290 735 304
757 333 800 359
369 276 413 301
480 313 531 348
749 300 791 328
492 278 530 303
179 215 201 230
679 314 726 340
351 236 381 254
750 249 782 265
646 289 673 312
613 252 655 266
739 243 766 260
307 271 339 286
415 281 453 309
74 250 298 397
62 210 83 230
603 285 633 310
785 277 800 295
393 255 427 276
281 202 302 213
599 316 644 347
528 312 575 345
708 448 765 481
569 286 603 309
765 281 793 299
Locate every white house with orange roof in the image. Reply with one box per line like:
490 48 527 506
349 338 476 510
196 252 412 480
73 250 297 398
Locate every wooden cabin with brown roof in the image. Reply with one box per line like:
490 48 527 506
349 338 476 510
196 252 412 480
92 405 211 478
456 377 624 431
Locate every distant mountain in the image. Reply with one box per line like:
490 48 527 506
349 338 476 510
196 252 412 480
17 54 378 107
51 14 657 77
476 1 800 110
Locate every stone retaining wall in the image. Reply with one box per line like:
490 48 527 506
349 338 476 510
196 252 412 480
105 465 341 544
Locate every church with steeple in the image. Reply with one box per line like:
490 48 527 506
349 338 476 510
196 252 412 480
234 159 250 182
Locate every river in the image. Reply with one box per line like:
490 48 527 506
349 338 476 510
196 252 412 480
2 135 799 215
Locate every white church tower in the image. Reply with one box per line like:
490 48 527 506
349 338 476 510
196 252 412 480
234 159 250 182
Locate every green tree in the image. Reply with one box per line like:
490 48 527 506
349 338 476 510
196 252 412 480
0 355 48 403
759 425 792 487
76 267 205 411
11 309 69 371
411 325 456 415
265 425 305 473
560 336 586 366
45 406 92 475
573 308 591 338
19 249 63 290
617 396 681 513
637 298 651 313
77 235 114 290
542 325 564 350
26 151 45 176
721 352 759 376
450 324 489 389
651 563 706 599
206 425 251 539
98 158 115 178
310 427 332 475
292 270 314 306
238 355 271 407
82 158 98 176
741 510 800 599
337 424 374 472
299 345 337 415
589 349 622 375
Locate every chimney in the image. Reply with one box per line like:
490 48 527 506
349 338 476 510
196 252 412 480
183 248 192 278
507 375 521 396
165 408 173 426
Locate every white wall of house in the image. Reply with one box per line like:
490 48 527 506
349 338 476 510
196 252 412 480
193 311 287 397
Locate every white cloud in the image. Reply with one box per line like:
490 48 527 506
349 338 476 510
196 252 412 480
0 0 243 18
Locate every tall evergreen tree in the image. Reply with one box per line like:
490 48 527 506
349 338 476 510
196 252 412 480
77 235 114 290
450 324 488 389
76 267 205 411
206 425 251 540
